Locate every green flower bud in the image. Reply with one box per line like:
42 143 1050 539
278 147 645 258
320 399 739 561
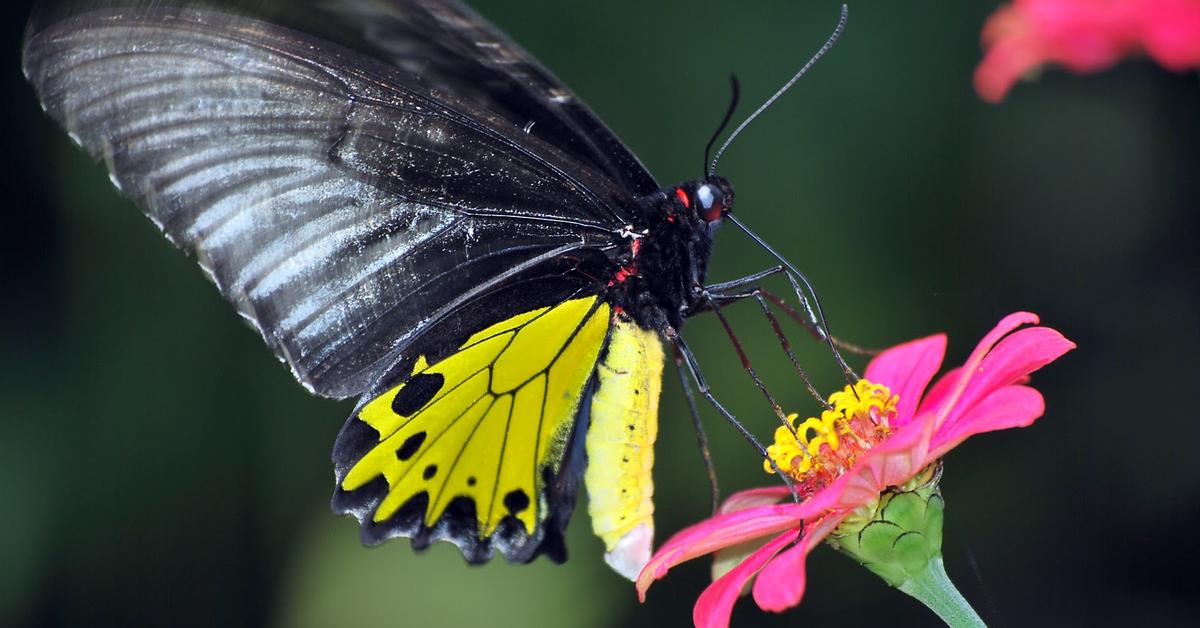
825 461 986 627
826 461 945 586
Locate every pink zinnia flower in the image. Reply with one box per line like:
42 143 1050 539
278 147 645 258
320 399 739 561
636 312 1075 627
974 0 1200 102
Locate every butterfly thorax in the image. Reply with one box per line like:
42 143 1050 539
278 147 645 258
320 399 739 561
608 177 733 332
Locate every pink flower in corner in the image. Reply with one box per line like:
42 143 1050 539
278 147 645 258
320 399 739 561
975 0 1200 102
635 313 1075 628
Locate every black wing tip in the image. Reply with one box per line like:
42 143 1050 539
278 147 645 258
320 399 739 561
330 416 569 567
330 475 569 567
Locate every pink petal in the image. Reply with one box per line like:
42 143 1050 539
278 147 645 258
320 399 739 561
863 333 946 427
936 325 1074 436
712 537 773 583
636 504 803 600
970 312 1041 367
709 488 794 580
638 486 859 600
838 415 936 507
916 365 962 418
929 385 1045 459
919 366 1030 419
718 487 791 515
1142 0 1200 68
974 4 1045 102
751 514 847 612
930 312 1041 430
975 0 1200 102
694 530 799 628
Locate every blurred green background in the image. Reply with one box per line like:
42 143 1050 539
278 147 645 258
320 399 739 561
3 0 1198 626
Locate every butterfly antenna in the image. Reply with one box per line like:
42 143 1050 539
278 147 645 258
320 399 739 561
709 4 848 176
727 214 859 384
672 345 721 514
702 74 741 177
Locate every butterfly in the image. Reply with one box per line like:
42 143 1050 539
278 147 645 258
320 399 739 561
22 0 844 579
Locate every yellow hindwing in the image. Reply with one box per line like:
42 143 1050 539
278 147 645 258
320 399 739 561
341 296 610 538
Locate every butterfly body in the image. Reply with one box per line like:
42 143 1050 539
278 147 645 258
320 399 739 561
608 180 721 332
23 0 738 577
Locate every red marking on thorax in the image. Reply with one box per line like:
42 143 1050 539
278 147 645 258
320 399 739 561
607 232 642 286
610 266 635 285
674 187 690 208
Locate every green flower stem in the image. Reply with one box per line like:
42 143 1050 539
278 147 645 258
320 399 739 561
896 556 987 628
827 462 986 627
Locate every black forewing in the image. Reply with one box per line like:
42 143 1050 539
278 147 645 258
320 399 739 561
23 5 633 398
322 0 661 203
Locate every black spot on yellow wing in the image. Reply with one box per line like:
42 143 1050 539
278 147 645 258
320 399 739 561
396 432 426 461
504 489 531 515
391 373 444 416
332 295 611 564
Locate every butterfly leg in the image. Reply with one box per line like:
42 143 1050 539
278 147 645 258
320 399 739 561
698 267 865 384
671 343 721 514
757 289 878 357
781 272 860 385
723 216 860 385
703 295 801 439
697 265 858 377
700 267 828 342
750 291 831 409
669 333 800 501
702 265 786 295
694 266 822 340
713 285 876 357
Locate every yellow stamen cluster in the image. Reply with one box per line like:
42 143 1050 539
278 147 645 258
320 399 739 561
764 379 898 497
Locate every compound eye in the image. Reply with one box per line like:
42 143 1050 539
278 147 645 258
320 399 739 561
695 183 725 222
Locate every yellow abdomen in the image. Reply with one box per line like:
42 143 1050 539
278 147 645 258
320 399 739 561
585 316 664 580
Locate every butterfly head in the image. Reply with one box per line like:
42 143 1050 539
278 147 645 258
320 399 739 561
674 176 734 225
